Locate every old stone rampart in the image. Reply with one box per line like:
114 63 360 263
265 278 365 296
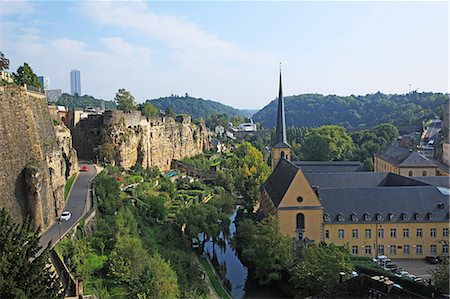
72 110 210 171
0 86 78 231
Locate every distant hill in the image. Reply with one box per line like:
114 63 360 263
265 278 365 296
55 93 116 110
148 95 246 119
253 92 448 129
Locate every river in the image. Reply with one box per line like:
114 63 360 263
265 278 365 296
203 208 289 299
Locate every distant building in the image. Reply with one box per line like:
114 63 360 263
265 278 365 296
46 89 62 102
236 120 257 132
1 70 13 83
70 70 81 96
215 125 225 136
374 145 438 176
37 76 50 90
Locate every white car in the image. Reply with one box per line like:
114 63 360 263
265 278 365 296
60 211 72 221
394 271 409 278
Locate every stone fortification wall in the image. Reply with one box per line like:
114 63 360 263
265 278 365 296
73 110 210 171
0 86 77 231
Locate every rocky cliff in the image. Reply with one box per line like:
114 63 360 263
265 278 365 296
0 86 78 231
72 110 209 171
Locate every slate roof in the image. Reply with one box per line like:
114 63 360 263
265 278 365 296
376 146 435 167
303 172 429 189
320 186 449 224
400 152 435 167
262 159 298 208
263 159 449 223
412 176 450 188
293 161 364 173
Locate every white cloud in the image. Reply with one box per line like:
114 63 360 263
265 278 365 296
1 0 35 17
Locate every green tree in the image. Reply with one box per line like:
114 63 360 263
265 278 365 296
235 216 294 285
139 253 181 299
373 123 399 145
115 88 137 112
0 209 60 298
289 242 354 297
228 142 271 213
12 63 41 89
177 204 229 251
301 125 354 161
165 106 174 118
138 194 168 222
430 240 449 294
140 102 158 118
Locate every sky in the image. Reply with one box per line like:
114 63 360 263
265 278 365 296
1 1 448 109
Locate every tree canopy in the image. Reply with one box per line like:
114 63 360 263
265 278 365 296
149 95 246 120
253 92 448 129
115 88 137 112
234 216 294 285
12 62 41 89
0 209 61 298
301 125 354 161
227 142 271 213
139 102 158 117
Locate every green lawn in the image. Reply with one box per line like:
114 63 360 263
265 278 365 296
64 174 77 200
199 256 231 299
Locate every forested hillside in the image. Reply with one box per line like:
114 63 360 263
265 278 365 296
253 92 448 129
56 93 116 110
149 95 246 119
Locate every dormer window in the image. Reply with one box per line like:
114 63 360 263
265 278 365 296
337 213 344 222
401 212 408 221
364 213 370 221
427 212 434 220
376 213 383 221
324 213 330 222
388 213 395 221
351 213 358 221
414 212 421 220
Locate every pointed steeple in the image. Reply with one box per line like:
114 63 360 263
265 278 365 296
274 68 289 148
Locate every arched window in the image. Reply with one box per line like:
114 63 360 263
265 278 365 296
408 170 413 176
281 151 285 159
423 171 427 176
296 213 305 229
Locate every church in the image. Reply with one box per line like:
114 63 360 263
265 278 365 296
259 72 449 259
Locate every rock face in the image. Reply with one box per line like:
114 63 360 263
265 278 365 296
72 110 210 171
0 86 78 231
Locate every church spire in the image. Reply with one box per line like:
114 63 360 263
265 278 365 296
274 67 289 148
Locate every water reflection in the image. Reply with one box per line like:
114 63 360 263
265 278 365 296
202 207 290 299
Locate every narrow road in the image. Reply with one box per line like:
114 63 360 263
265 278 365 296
38 162 96 255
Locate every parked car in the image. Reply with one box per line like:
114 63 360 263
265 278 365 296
394 271 409 278
383 263 398 272
425 256 439 264
80 165 88 172
405 274 423 283
60 211 71 221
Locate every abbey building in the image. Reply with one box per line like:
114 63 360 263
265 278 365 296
259 72 449 259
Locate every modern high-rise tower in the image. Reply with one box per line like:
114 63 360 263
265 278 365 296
70 70 81 96
38 76 50 90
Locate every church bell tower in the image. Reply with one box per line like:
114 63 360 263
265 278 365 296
271 69 291 170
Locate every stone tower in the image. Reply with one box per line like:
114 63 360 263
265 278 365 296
271 70 291 170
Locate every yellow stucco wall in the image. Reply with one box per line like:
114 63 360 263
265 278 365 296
276 171 323 242
374 155 437 176
374 156 399 174
399 167 437 177
271 147 291 170
324 222 449 259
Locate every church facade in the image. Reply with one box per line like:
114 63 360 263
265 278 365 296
259 72 450 259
